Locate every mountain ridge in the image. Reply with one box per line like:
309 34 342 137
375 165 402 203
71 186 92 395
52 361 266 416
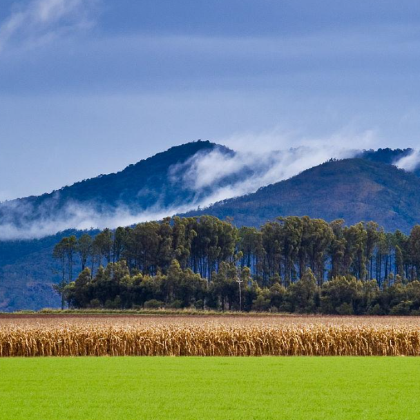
0 140 232 236
1 142 420 311
185 158 420 231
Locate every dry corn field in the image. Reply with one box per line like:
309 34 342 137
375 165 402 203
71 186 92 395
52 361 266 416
2 315 420 357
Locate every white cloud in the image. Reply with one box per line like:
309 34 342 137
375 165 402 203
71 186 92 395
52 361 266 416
395 149 420 172
171 128 378 208
0 199 196 240
0 0 97 52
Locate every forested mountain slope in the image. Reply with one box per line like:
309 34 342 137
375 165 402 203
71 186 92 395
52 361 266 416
18 140 226 207
1 145 419 311
0 141 231 234
0 230 97 311
1 143 412 240
189 159 420 232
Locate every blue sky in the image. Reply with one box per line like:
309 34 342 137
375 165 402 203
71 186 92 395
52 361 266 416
1 0 420 200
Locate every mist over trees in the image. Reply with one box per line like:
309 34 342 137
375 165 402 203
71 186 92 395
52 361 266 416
54 215 420 315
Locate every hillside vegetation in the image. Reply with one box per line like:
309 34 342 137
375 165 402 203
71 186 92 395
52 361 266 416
1 144 419 311
0 141 227 229
193 159 420 231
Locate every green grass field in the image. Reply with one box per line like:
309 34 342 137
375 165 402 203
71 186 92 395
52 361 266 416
1 357 419 420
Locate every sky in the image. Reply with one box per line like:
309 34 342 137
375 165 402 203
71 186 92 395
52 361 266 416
1 0 420 201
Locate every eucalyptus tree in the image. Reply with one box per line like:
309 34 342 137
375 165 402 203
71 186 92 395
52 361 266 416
77 234 92 271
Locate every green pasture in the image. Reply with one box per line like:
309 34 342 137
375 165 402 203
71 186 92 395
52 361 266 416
0 357 419 419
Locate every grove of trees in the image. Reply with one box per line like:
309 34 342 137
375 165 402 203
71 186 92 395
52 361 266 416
53 215 420 314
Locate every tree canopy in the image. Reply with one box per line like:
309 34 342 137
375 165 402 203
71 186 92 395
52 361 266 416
55 215 420 315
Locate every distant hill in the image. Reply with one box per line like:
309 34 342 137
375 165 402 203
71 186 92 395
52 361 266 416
0 140 231 235
0 229 96 311
1 144 420 311
187 158 420 232
0 142 414 239
0 140 231 310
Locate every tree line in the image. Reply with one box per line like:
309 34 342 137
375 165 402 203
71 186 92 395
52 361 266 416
53 215 420 314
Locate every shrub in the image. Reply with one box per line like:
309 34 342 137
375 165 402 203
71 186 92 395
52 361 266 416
144 299 164 309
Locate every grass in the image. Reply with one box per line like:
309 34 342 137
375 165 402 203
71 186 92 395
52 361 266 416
3 308 294 316
0 357 419 419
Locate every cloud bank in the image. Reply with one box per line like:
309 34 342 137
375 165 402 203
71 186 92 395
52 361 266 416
0 201 195 241
171 129 375 206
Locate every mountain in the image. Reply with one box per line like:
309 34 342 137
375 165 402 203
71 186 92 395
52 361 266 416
0 230 94 311
0 140 233 237
0 140 231 310
1 143 419 311
187 158 420 232
0 142 414 240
